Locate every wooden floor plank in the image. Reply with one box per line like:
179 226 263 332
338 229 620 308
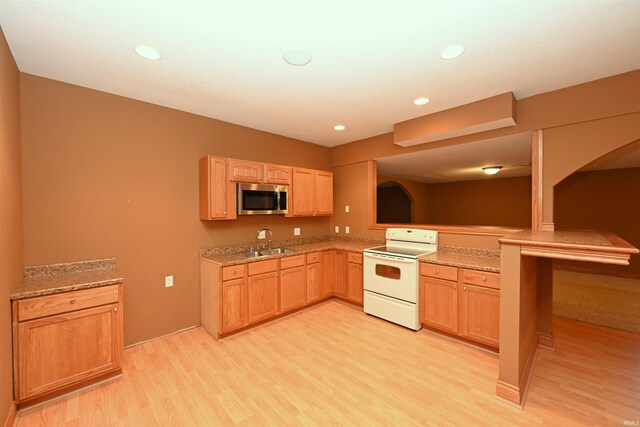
14 301 640 426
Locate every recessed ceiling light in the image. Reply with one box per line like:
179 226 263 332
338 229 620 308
414 97 430 105
334 125 346 131
135 45 161 60
482 166 502 175
440 44 465 60
283 49 312 66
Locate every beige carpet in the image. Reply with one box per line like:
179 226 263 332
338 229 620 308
553 270 640 333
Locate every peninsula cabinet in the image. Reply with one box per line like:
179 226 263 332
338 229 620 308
291 168 333 217
419 263 500 348
199 155 236 221
12 284 124 404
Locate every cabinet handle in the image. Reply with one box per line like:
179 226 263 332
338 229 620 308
113 306 118 312
464 287 467 291
435 269 439 273
224 211 227 215
482 276 486 281
70 298 76 304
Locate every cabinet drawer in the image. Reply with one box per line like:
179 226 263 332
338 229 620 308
306 252 321 264
17 285 119 322
222 264 246 281
420 263 458 281
462 269 500 290
248 259 278 276
280 255 305 269
347 252 363 264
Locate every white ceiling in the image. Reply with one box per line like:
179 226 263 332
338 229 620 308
1 1 639 147
376 133 532 183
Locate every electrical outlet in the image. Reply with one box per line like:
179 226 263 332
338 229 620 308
345 226 350 234
335 226 339 233
165 276 173 288
345 205 350 213
258 230 266 239
294 227 301 236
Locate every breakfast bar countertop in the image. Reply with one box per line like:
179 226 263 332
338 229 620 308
419 246 501 272
11 258 124 300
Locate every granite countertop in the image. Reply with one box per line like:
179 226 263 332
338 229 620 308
11 258 124 300
202 236 502 272
201 236 380 266
419 246 501 272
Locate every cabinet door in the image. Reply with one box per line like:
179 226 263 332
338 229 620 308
263 164 291 184
420 277 458 334
315 171 333 215
16 303 122 400
461 284 500 348
292 168 315 216
199 156 235 220
247 272 279 325
347 262 363 304
321 251 335 297
307 261 323 303
280 266 307 313
333 251 347 297
228 159 262 183
221 278 247 333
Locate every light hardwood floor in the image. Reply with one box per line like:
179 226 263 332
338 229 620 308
14 301 640 426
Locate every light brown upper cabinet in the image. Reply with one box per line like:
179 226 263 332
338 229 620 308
199 156 236 220
291 167 333 217
228 159 292 185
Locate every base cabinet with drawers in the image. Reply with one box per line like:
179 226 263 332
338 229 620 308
12 284 124 405
419 263 500 348
201 249 366 339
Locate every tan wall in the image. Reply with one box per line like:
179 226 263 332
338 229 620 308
333 162 502 249
377 174 431 223
554 167 640 277
542 113 640 223
0 28 23 419
331 71 640 242
20 74 332 345
427 176 531 227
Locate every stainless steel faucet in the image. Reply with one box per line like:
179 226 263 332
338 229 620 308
256 228 273 251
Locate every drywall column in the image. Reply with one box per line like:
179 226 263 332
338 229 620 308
496 244 539 406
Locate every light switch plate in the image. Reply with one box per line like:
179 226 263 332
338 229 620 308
258 230 266 239
165 276 174 288
335 226 339 233
345 226 350 234
345 205 350 213
294 227 301 236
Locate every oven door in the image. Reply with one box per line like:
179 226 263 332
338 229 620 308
363 252 418 303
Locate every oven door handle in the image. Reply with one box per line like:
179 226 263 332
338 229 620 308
364 253 417 264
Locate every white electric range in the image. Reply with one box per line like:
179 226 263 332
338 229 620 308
363 228 438 330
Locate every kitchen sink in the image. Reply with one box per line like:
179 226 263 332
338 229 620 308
262 248 296 255
239 248 297 258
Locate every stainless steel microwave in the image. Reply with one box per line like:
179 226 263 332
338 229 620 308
237 183 289 215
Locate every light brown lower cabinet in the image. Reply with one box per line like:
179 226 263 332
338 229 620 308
201 249 365 340
333 250 348 297
346 252 363 304
419 263 500 348
247 271 279 325
306 252 323 304
12 284 124 405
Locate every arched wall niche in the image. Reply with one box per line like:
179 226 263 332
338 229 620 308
376 180 413 224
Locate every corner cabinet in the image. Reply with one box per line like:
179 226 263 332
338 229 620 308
291 168 333 217
12 284 124 405
199 156 236 220
419 263 500 349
